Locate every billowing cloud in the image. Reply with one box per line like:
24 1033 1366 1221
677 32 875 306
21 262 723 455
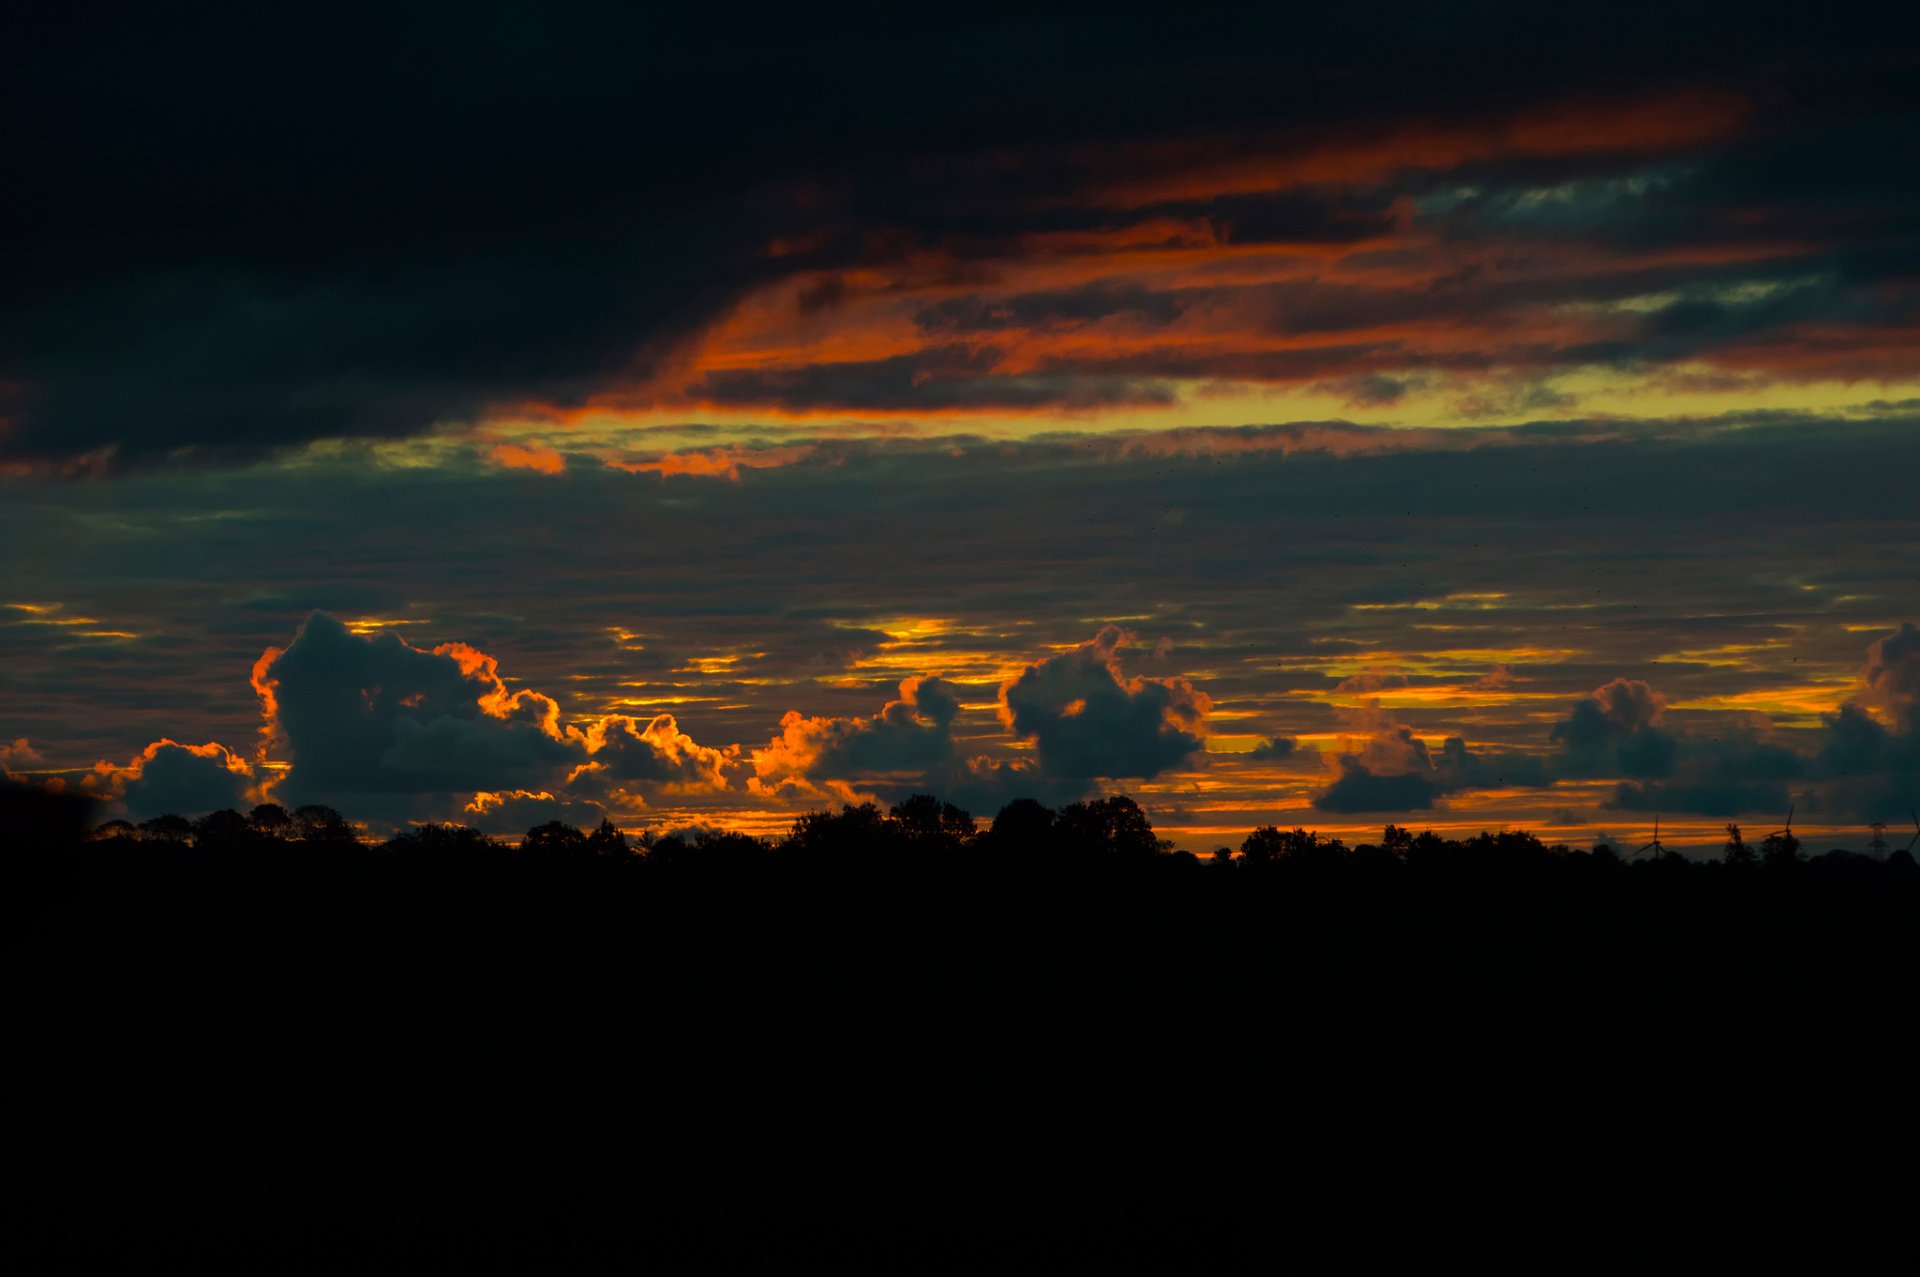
1862 623 1920 722
1315 707 1549 813
93 739 255 820
1000 627 1209 782
750 676 961 800
464 789 608 836
1 737 41 779
568 714 735 794
253 614 579 810
1797 624 1920 819
250 612 728 818
1551 679 1678 778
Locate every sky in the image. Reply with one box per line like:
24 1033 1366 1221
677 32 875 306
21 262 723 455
3 3 1918 852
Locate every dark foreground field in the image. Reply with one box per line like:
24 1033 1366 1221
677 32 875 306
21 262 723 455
5 783 1916 1272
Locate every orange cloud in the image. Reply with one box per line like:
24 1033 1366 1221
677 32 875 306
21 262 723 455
606 443 816 480
490 441 567 474
1 736 42 778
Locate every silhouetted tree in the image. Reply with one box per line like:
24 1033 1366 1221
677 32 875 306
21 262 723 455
1239 826 1285 864
90 819 137 841
247 803 293 837
293 804 355 844
785 803 902 869
1057 796 1164 860
521 820 589 860
138 814 192 843
889 794 976 849
1723 823 1756 867
585 818 630 858
1241 825 1339 865
192 808 250 848
385 822 494 858
986 798 1056 859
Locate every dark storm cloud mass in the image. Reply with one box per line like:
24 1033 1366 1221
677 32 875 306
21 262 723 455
5 5 1920 463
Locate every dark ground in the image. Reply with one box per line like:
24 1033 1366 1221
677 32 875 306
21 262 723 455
5 785 1916 1272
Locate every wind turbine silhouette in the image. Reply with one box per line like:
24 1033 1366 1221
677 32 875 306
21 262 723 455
1764 803 1795 845
1632 817 1668 861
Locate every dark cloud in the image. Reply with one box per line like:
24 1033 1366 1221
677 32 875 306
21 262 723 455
1247 737 1297 761
914 284 1193 335
1863 623 1920 716
105 740 255 820
1313 713 1549 813
6 6 1918 463
1316 764 1439 813
692 354 1175 414
252 612 727 818
1001 627 1209 782
1608 779 1791 818
463 789 608 837
570 716 733 791
1551 679 1678 778
750 677 962 799
255 613 578 810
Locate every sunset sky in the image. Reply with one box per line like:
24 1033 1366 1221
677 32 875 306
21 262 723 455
4 4 1918 851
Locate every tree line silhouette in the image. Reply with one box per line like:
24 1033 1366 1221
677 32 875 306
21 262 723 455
48 790 1920 883
6 778 1915 1273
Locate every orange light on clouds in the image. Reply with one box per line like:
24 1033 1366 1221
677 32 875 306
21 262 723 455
490 441 567 474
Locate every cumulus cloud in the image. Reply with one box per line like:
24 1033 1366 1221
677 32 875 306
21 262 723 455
1314 707 1548 813
569 714 735 792
1 737 41 779
1798 624 1920 819
253 614 577 809
92 739 256 820
999 627 1209 782
1247 736 1298 761
746 629 1212 813
1553 631 1920 818
750 676 961 801
464 789 609 835
1862 623 1920 722
1550 678 1678 778
251 612 729 818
